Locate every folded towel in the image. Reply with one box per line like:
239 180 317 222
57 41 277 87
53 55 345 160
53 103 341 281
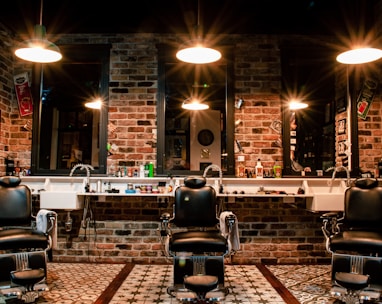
36 209 57 249
219 211 240 252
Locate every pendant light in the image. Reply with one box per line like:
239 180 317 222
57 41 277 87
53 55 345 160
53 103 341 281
336 47 382 64
176 0 221 64
182 97 209 110
289 100 308 110
15 0 62 63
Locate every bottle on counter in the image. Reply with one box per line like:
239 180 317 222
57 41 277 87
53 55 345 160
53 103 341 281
148 162 154 177
273 160 282 178
236 155 245 177
255 158 264 178
139 164 145 178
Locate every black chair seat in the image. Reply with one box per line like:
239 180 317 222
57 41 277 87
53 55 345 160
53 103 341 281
184 275 218 293
330 231 382 253
335 272 370 291
170 231 227 252
0 229 49 250
11 268 45 286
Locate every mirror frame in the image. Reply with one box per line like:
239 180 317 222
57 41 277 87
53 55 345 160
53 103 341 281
282 63 360 177
156 44 235 176
31 44 110 175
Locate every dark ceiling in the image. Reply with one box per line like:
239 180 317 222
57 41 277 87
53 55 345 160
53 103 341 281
0 0 379 36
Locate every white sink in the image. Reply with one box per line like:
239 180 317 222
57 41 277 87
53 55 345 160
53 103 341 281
305 180 347 211
40 191 84 210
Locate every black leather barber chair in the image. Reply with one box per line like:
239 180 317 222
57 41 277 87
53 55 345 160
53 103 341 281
160 176 238 303
322 178 382 303
0 176 56 303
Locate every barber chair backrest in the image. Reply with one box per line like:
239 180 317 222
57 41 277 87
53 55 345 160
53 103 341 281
0 176 32 227
344 178 382 230
173 176 217 227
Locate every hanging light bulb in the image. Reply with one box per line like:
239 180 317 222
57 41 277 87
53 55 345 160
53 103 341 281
176 0 221 64
336 47 382 64
176 42 221 64
289 100 308 110
15 0 62 63
85 98 102 109
182 97 209 110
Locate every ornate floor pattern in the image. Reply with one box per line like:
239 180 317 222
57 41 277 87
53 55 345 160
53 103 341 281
266 264 335 304
109 264 289 303
5 263 337 303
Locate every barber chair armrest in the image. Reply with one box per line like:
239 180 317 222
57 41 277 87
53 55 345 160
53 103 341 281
321 212 343 239
321 212 342 219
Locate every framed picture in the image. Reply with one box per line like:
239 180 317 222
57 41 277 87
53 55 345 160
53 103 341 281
338 119 346 135
357 78 378 120
338 140 347 156
336 95 347 113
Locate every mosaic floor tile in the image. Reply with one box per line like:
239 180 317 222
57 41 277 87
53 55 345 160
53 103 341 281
4 263 339 303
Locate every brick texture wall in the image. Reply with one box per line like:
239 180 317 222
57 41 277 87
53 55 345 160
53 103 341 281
41 196 328 265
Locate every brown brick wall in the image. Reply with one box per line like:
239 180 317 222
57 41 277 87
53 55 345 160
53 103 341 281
45 196 329 265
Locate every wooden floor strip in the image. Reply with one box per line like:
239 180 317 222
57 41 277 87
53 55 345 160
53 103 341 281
256 263 301 304
93 262 135 304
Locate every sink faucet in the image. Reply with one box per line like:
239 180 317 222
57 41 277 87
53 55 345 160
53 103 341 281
326 165 351 187
70 163 95 192
203 164 223 193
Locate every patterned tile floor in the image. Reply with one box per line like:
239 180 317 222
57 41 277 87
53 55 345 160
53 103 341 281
5 263 338 303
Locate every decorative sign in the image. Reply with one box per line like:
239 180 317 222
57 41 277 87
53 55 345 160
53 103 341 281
357 78 378 120
14 72 33 116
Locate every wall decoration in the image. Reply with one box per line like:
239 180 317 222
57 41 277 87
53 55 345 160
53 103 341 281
338 119 346 135
14 72 33 116
357 78 378 120
336 95 346 114
338 140 348 156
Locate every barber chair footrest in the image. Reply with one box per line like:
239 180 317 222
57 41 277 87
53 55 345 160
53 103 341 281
335 272 369 291
10 268 45 288
176 290 225 303
184 275 218 294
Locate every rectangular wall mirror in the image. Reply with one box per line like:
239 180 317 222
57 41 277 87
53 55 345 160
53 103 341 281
31 45 110 175
156 45 235 176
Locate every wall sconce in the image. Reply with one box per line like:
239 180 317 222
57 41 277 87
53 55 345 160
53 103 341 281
235 98 244 109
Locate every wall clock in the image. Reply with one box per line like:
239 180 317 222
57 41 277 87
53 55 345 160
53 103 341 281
198 129 214 146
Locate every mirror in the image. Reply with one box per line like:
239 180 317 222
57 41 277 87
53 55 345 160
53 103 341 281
281 42 337 176
156 44 235 176
31 45 110 175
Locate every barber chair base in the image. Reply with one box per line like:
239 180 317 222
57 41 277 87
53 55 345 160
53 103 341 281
0 252 48 303
170 287 226 303
173 256 225 286
331 286 380 303
0 282 49 303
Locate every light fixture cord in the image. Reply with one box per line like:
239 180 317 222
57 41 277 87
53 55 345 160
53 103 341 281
196 0 201 39
39 0 43 25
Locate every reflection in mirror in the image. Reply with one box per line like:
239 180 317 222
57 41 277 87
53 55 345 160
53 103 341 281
31 45 110 175
157 45 234 176
281 43 336 176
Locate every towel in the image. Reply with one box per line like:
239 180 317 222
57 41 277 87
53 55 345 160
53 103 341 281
36 209 57 249
219 211 240 252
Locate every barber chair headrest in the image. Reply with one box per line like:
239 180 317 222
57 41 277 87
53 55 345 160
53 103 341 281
0 176 21 187
355 178 378 189
184 176 207 188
